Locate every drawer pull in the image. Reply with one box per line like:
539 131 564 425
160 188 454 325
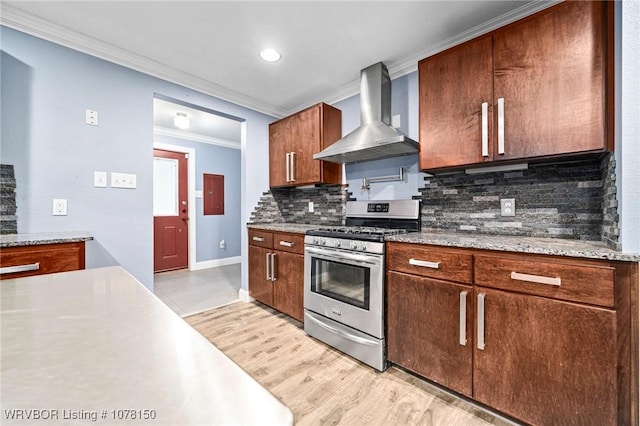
511 271 561 287
252 236 266 242
0 262 40 275
459 291 468 346
409 258 440 269
279 241 294 248
477 293 486 350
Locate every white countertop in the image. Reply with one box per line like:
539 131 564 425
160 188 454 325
1 266 293 425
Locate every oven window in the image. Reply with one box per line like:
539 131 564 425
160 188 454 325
310 257 370 310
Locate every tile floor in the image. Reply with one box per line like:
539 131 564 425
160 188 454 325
153 264 241 317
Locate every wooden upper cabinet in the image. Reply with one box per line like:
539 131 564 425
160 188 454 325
268 117 291 187
419 36 494 170
493 1 607 160
269 103 342 188
419 1 612 172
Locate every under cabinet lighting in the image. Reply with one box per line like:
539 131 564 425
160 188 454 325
465 163 528 174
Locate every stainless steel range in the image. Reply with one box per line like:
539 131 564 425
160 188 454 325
303 199 420 371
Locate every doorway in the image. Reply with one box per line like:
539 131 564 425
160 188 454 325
153 148 189 272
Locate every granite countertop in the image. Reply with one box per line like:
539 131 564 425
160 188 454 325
0 266 293 426
0 231 93 247
247 222 320 234
387 231 640 262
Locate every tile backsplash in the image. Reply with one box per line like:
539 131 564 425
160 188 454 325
0 164 18 234
248 155 619 249
419 154 618 246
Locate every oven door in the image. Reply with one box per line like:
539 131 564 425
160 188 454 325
304 245 384 338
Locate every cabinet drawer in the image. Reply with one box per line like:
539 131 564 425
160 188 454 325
0 242 85 279
387 243 472 284
474 254 615 307
248 230 273 248
273 232 304 255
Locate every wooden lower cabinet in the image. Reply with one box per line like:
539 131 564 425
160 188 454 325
386 241 637 426
473 287 616 425
0 242 86 279
387 271 473 396
248 229 304 322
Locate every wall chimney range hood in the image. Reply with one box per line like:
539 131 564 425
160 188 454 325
313 62 419 164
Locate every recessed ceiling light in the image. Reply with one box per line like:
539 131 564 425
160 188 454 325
173 112 190 130
259 48 281 63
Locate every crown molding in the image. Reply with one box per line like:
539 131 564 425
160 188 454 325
153 126 241 150
0 4 287 118
290 0 562 113
1 1 560 119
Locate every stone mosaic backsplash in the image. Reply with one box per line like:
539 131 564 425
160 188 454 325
249 185 353 225
419 154 618 245
1 164 18 234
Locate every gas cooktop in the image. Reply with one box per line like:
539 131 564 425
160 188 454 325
306 226 408 242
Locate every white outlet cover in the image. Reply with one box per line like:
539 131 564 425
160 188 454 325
500 198 516 217
52 199 67 216
308 201 314 213
85 109 99 126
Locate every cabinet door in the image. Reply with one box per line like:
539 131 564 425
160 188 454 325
493 1 606 160
269 117 291 187
272 250 304 322
419 35 493 171
248 245 273 307
473 287 616 425
290 104 321 185
387 271 473 396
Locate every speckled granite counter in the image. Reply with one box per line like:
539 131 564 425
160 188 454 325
387 231 640 262
1 266 293 425
0 231 93 248
247 223 319 234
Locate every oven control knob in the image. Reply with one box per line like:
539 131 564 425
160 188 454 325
350 241 358 250
313 237 320 245
361 243 367 251
335 240 341 247
321 238 327 245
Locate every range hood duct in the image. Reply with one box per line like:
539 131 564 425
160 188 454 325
313 62 419 164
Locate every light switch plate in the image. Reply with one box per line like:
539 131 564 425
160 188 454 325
111 172 137 189
308 202 314 213
94 171 108 187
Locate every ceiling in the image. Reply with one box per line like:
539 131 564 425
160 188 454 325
1 1 558 118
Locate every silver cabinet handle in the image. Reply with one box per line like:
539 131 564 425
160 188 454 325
270 252 276 281
481 102 489 157
511 271 561 287
305 311 377 346
252 236 265 242
477 293 486 350
290 152 296 182
497 97 505 155
459 291 468 346
285 153 291 182
409 258 440 269
265 253 271 281
0 262 40 275
279 241 294 247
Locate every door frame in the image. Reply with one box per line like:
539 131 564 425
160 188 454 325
153 142 197 271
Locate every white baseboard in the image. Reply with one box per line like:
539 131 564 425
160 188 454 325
191 256 241 271
239 288 253 303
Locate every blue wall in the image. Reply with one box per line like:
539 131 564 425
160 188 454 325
332 72 426 200
154 134 242 262
1 26 275 290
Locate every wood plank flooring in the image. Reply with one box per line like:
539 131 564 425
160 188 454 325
186 301 519 426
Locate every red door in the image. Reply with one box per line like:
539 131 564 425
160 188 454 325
153 149 188 272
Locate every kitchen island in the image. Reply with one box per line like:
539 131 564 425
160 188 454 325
1 266 293 425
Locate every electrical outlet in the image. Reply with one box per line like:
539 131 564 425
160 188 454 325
308 202 314 213
219 240 226 249
52 199 67 216
500 198 516 217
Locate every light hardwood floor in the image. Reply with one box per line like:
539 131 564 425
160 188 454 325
186 301 520 426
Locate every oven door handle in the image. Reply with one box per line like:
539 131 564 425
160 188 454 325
304 247 379 266
305 312 378 347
